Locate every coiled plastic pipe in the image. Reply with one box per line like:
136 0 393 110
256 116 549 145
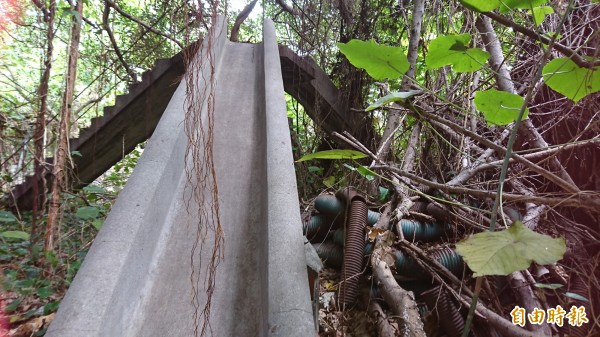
397 219 448 242
393 247 465 279
313 242 344 269
422 286 465 337
336 188 367 308
314 194 379 225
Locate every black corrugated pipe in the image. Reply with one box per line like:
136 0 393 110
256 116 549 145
394 247 465 279
314 194 379 225
561 273 592 337
336 187 367 308
313 242 344 269
422 286 466 337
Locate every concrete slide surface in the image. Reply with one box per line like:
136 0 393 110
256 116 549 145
46 18 315 337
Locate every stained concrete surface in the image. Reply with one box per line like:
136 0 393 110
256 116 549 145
46 18 314 337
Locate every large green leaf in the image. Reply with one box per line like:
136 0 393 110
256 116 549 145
426 34 489 72
337 39 409 80
366 90 423 111
459 0 500 12
499 0 548 12
474 89 529 125
83 184 106 194
0 231 30 241
0 211 17 223
456 221 565 277
297 149 368 162
532 6 554 26
75 206 101 219
542 57 600 103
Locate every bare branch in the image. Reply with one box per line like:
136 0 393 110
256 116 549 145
230 0 258 42
105 0 183 49
102 2 138 82
274 0 300 16
482 11 600 68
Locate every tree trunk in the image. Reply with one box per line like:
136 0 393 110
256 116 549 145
45 0 83 253
32 0 56 248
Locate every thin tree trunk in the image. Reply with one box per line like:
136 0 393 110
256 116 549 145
475 15 577 189
32 0 56 248
45 0 83 253
377 0 424 160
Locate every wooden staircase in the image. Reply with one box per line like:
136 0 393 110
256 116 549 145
8 42 352 210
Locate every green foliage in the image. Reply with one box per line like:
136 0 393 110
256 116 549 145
343 163 377 181
542 57 600 103
337 39 409 80
532 6 554 26
297 149 368 162
366 90 422 111
474 89 529 125
0 211 17 223
534 283 563 289
378 186 390 202
459 0 501 12
75 206 102 220
0 231 30 241
456 221 566 277
564 292 589 302
425 34 489 72
499 0 548 12
460 0 548 12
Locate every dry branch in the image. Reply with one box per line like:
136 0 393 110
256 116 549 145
230 0 258 42
482 11 600 68
371 256 426 337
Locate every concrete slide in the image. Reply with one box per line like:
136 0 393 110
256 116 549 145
46 18 315 337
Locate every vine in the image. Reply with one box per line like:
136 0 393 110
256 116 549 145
183 2 224 336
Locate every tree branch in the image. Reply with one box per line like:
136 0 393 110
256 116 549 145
102 2 138 82
372 164 600 212
274 0 300 15
105 0 183 49
230 0 258 42
482 11 600 68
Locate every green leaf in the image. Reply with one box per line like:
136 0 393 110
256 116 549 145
83 184 105 194
92 219 103 231
297 149 368 162
0 211 17 223
534 283 563 289
61 8 82 24
71 150 82 157
323 176 336 188
36 286 54 299
542 57 600 103
456 221 566 277
356 165 377 181
5 298 23 312
366 90 423 111
75 206 101 219
532 6 554 26
337 39 409 80
499 0 548 12
378 186 390 202
564 292 589 302
44 301 60 315
0 231 30 240
307 166 324 174
426 34 489 72
474 89 529 125
459 0 500 12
